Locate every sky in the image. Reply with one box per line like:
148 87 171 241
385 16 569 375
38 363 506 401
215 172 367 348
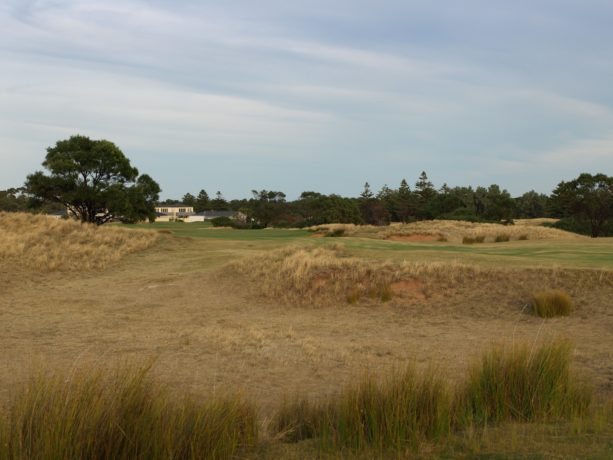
1 0 612 200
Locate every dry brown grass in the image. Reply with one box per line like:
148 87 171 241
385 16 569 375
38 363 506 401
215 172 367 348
531 289 574 318
0 212 158 271
226 245 477 306
226 245 612 307
308 219 581 243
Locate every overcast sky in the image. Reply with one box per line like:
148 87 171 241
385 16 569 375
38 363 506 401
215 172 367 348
1 0 612 199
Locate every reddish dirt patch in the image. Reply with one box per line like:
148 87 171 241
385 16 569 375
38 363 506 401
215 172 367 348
387 234 439 243
390 279 426 300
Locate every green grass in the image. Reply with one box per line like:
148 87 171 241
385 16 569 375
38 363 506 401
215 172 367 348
0 366 257 460
531 289 573 317
128 222 309 240
121 223 613 270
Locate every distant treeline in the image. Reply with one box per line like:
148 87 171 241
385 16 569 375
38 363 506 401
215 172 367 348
3 172 612 237
159 172 612 237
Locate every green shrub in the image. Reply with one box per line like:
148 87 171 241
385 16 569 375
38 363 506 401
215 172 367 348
1 366 258 460
210 216 234 227
455 341 590 427
494 234 510 243
546 217 613 237
531 289 573 317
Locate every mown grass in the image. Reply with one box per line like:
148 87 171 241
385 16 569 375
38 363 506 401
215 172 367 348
531 289 573 317
0 366 257 460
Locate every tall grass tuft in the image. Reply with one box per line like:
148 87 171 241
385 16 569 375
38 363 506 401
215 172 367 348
531 290 573 317
272 368 451 452
1 366 258 460
494 234 510 243
455 340 591 427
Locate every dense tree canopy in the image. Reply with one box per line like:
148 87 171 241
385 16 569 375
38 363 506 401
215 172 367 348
550 173 613 237
25 135 160 224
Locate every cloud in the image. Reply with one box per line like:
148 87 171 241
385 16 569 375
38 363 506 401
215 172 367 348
1 0 613 198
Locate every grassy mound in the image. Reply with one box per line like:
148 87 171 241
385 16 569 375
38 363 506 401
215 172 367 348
226 245 470 305
0 212 157 271
226 245 612 308
308 219 582 243
0 366 257 460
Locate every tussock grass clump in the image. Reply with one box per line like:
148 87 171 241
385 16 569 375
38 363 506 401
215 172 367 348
494 234 510 243
0 366 257 460
518 234 529 240
455 341 591 426
0 212 158 271
531 289 573 317
273 341 594 454
273 368 451 451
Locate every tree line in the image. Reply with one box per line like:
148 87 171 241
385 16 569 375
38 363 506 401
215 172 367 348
1 135 611 237
168 171 611 237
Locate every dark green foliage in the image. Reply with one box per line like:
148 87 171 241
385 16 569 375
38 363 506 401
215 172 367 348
211 216 234 227
515 190 550 218
166 172 610 229
0 188 28 212
547 217 613 237
25 135 160 224
248 189 287 227
210 191 228 211
550 173 613 237
194 189 210 213
181 192 196 207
